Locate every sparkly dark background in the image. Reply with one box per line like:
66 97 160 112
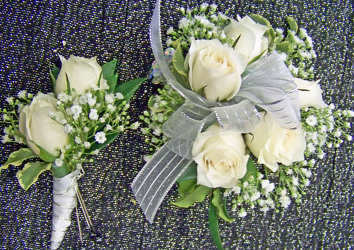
0 0 353 249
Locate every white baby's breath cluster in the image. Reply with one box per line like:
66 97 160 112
301 104 353 162
1 91 33 144
275 27 316 80
166 4 230 50
140 84 184 155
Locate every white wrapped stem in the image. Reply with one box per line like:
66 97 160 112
50 170 79 250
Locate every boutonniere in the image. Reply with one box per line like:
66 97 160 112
1 55 145 249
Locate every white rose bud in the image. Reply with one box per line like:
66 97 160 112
192 125 249 188
294 78 326 108
245 112 306 172
186 39 246 102
223 16 269 62
19 93 68 156
55 55 105 95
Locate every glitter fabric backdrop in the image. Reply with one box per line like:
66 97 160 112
0 0 353 249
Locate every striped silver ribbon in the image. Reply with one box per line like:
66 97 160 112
132 0 300 223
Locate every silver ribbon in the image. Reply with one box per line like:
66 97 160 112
50 169 79 250
132 0 300 223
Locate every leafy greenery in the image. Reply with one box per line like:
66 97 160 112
0 148 37 171
16 161 51 190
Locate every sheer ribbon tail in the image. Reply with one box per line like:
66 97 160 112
131 144 192 223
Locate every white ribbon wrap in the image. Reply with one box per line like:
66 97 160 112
50 169 79 250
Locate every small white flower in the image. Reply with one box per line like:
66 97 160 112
6 97 14 105
257 173 264 180
131 122 140 130
306 115 317 126
78 95 88 105
279 196 291 208
304 179 310 186
250 192 261 201
115 92 124 100
292 177 299 186
75 136 82 144
58 92 71 102
166 27 174 35
260 206 269 213
238 209 247 218
286 169 294 175
265 183 275 193
84 141 91 148
89 109 99 120
275 28 284 34
280 189 287 196
18 90 27 99
107 104 116 112
232 186 241 195
347 135 353 141
87 96 97 106
261 180 269 189
328 103 335 110
334 129 342 138
64 124 73 134
200 3 209 10
105 93 115 104
70 105 82 120
301 168 312 178
307 143 316 153
210 3 217 10
1 134 10 143
83 127 90 133
93 149 100 155
99 117 106 123
95 131 107 144
105 124 112 131
153 127 161 136
243 181 249 188
54 158 63 167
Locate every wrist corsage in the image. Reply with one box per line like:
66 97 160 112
1 55 145 249
132 1 353 248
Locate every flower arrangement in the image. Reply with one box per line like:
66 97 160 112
1 55 145 249
133 1 353 248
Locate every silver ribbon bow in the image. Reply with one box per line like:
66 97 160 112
132 0 300 223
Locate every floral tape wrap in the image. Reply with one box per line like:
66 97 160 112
132 0 301 223
50 169 79 250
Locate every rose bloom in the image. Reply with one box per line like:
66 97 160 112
245 112 306 172
19 93 68 156
223 15 269 62
192 125 249 188
55 55 106 95
186 39 246 102
294 78 326 108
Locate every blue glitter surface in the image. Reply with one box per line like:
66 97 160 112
0 0 353 249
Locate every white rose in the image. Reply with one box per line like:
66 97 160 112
294 78 326 108
186 39 246 102
245 113 306 172
55 55 106 95
19 93 68 156
224 16 269 62
192 125 249 188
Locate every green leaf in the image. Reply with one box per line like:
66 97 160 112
65 73 71 95
50 65 60 88
209 197 224 250
276 41 290 53
240 157 258 182
177 162 197 183
87 132 119 153
106 74 119 93
211 189 234 222
172 43 189 88
16 161 51 190
286 16 298 32
249 14 272 28
51 163 70 178
178 179 197 198
1 148 37 171
248 48 268 64
32 143 57 163
102 59 118 78
172 184 211 208
115 77 146 102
